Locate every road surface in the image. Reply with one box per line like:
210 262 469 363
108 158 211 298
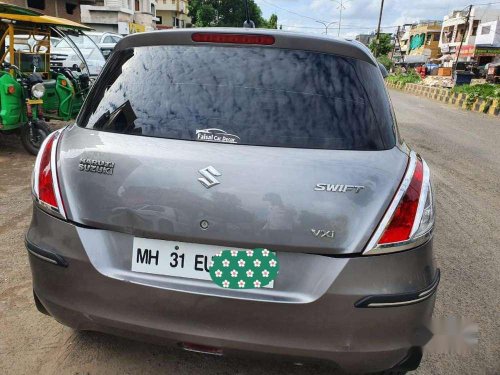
0 90 499 374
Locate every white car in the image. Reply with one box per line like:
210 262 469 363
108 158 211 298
86 31 123 59
50 33 106 77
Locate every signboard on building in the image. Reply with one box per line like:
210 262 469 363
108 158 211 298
129 23 146 34
475 47 500 56
118 22 130 35
455 46 500 58
456 45 475 57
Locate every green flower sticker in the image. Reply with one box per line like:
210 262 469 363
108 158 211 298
210 248 279 289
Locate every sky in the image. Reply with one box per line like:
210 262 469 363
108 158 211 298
254 0 500 38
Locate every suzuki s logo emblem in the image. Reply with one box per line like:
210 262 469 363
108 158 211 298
198 166 222 189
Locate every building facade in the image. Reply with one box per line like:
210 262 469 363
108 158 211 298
80 0 158 34
392 25 412 63
405 21 442 64
354 33 373 47
156 0 191 29
8 0 84 22
439 7 500 65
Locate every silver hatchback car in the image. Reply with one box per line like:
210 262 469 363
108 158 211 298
26 29 439 374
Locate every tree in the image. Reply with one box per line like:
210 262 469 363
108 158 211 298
267 14 278 29
369 33 392 57
188 0 273 28
377 55 393 71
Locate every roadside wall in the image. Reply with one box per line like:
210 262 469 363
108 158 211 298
386 82 499 117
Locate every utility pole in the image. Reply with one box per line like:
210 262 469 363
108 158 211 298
316 20 337 35
455 4 473 69
374 0 385 57
392 25 400 64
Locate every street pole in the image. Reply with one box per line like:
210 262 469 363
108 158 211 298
455 4 473 69
374 0 385 57
316 20 337 35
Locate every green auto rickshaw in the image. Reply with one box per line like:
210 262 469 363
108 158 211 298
0 3 97 154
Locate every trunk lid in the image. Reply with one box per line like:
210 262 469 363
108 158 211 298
58 126 408 255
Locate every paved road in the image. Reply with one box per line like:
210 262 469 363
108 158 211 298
0 91 499 374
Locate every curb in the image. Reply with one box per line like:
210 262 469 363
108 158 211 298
386 82 499 117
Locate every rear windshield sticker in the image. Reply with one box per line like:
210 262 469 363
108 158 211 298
196 128 240 144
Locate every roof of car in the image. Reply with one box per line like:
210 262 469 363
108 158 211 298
115 28 378 66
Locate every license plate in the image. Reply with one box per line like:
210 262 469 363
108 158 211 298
131 237 274 288
26 99 43 105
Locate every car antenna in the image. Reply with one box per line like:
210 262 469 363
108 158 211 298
243 0 255 28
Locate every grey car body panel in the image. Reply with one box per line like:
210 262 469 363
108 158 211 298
113 28 379 67
27 206 437 372
58 125 408 255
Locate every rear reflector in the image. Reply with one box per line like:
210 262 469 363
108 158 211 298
192 33 275 45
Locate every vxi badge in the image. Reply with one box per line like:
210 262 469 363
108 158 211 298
314 184 365 193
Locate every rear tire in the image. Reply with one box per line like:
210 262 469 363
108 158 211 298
20 120 52 155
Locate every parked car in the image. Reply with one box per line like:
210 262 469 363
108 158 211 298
50 33 106 77
26 29 438 374
85 31 123 59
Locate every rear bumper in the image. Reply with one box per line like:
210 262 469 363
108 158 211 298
26 207 438 373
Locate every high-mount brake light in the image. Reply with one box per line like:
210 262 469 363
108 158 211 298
191 33 275 45
363 151 434 255
33 130 67 219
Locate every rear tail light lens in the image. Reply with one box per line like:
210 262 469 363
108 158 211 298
192 33 275 45
38 135 58 207
363 151 434 255
32 130 66 219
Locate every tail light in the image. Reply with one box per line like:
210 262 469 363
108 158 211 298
363 151 434 255
32 130 66 220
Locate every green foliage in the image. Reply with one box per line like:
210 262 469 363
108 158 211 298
369 33 392 57
377 55 393 71
267 13 278 29
188 0 272 28
386 71 422 86
451 84 500 99
452 84 500 110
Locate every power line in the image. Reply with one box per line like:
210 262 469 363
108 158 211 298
469 1 500 6
331 0 352 36
265 0 500 36
259 0 328 23
279 24 400 30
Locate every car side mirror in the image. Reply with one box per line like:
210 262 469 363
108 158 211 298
378 62 388 78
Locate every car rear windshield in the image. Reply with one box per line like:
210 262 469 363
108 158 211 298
78 45 396 150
